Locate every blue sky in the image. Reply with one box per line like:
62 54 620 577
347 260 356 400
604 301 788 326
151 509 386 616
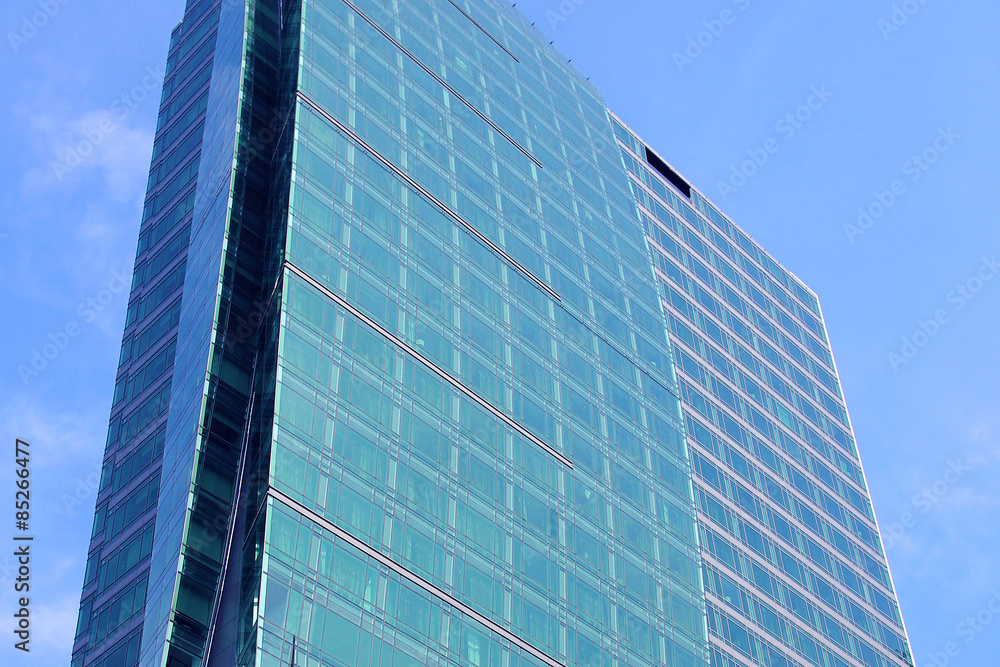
0 0 997 664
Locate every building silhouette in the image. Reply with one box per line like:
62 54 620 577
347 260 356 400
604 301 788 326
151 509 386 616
74 1 912 666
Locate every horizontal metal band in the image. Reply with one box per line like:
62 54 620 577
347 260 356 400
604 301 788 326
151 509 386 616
338 0 540 169
284 261 573 469
296 91 561 303
445 0 520 63
267 487 566 667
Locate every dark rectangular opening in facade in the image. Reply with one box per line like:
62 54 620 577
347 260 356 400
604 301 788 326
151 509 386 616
645 146 691 199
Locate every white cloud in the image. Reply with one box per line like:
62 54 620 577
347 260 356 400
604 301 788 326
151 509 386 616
0 395 106 467
1 96 145 313
0 398 107 666
968 407 1000 462
16 594 81 665
21 108 154 204
886 409 1000 605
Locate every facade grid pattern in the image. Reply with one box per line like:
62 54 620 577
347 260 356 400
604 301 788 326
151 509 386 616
74 2 912 667
612 116 913 667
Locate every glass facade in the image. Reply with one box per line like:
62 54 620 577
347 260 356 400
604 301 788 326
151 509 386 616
72 1 221 664
612 119 914 667
75 1 910 667
225 0 709 664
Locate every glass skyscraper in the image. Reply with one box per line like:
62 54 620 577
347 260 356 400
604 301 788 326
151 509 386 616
74 1 911 667
612 121 913 667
